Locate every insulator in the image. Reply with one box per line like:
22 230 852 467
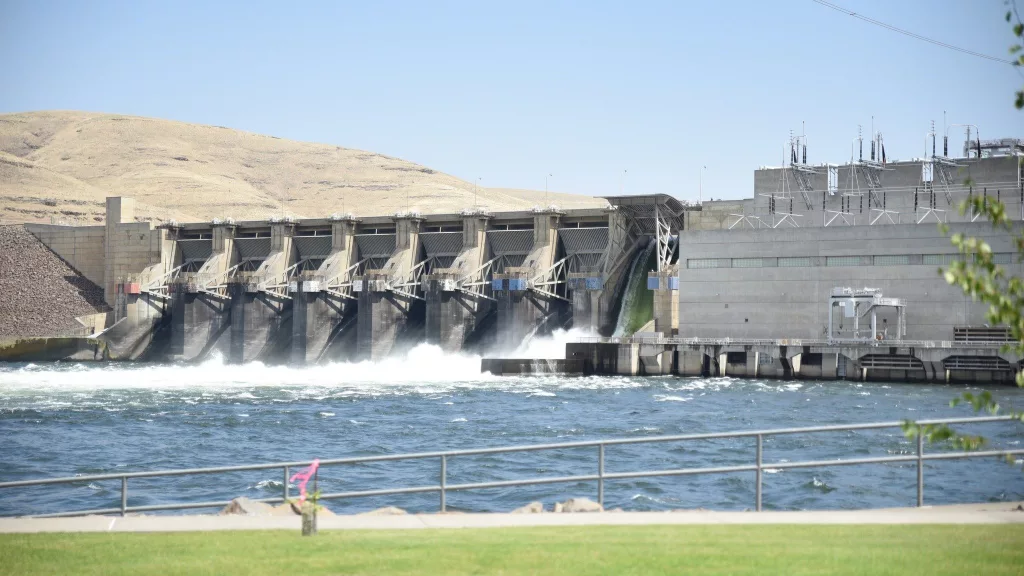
870 141 875 161
943 136 948 157
802 145 807 165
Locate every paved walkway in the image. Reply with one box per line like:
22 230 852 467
1 502 1021 533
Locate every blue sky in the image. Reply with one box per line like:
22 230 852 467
1 0 1021 200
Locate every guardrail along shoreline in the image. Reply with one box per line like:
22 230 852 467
1 416 1020 518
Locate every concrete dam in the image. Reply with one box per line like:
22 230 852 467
7 130 1024 386
18 194 693 363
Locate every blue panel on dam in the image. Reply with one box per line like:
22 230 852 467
508 278 528 291
668 277 679 290
647 277 660 290
585 277 603 290
492 278 505 291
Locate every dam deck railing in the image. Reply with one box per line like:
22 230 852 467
574 336 1011 350
0 416 1020 518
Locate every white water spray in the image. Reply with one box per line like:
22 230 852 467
505 328 597 359
0 343 490 390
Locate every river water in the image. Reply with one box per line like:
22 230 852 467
1 335 1022 516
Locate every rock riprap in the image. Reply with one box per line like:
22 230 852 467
553 498 604 513
0 225 108 338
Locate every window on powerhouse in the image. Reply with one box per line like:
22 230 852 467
778 257 811 267
873 255 910 266
826 256 865 267
686 258 726 269
923 253 958 266
731 257 763 268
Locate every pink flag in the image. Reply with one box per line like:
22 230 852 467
289 459 320 504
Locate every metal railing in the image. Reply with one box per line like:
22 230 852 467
0 416 1020 518
574 336 1009 350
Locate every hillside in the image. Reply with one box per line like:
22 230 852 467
0 111 606 224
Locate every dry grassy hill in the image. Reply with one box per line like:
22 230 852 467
0 111 606 224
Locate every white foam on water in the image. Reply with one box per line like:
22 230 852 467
654 395 691 402
527 390 557 397
503 328 596 359
0 343 490 391
0 338 878 407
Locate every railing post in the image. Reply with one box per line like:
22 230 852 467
755 434 763 512
917 433 924 507
283 466 290 503
120 476 127 517
440 455 447 513
597 444 605 507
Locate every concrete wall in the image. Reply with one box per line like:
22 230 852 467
169 291 231 361
103 197 162 305
26 197 164 308
652 272 679 336
355 216 423 360
677 222 1024 340
24 224 106 287
424 215 492 352
291 286 353 364
294 219 359 363
228 285 291 363
686 200 754 231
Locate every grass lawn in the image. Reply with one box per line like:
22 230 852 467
0 525 1021 575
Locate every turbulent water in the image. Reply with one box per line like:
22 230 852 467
2 339 1023 516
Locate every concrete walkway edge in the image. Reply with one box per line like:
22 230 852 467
0 502 1022 533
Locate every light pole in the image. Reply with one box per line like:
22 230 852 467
545 173 553 208
699 165 706 203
